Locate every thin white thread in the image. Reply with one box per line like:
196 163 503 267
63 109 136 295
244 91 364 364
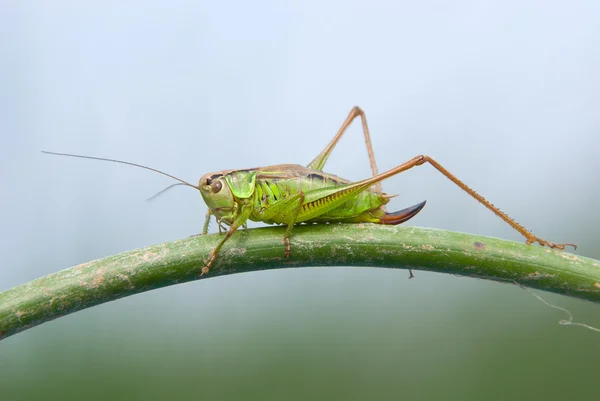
520 284 600 333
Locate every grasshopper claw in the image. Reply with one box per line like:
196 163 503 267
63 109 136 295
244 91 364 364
284 237 291 258
201 251 217 276
526 237 577 251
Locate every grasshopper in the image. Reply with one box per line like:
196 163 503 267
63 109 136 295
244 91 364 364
44 106 575 276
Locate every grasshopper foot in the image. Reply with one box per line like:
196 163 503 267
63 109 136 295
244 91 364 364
201 251 217 276
526 237 577 251
284 237 291 258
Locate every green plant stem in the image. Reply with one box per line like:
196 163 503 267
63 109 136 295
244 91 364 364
1 225 599 340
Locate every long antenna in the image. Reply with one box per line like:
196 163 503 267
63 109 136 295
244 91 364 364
41 151 199 190
146 183 189 201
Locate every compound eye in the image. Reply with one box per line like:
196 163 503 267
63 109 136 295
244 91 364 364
210 180 223 193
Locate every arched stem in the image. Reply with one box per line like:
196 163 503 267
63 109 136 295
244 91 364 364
1 225 599 340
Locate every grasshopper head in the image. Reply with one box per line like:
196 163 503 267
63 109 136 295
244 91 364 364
199 169 257 225
199 173 235 221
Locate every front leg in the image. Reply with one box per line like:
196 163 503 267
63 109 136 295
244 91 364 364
201 205 251 276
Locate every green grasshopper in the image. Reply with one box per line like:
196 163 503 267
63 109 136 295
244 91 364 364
44 106 575 276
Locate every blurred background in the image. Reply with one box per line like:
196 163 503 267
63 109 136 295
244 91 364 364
1 1 600 400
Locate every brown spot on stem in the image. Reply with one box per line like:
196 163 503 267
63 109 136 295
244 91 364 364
89 267 106 289
527 271 555 280
473 241 486 250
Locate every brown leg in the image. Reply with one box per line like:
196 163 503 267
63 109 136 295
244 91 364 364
307 106 382 193
373 155 576 250
201 227 238 276
201 207 252 276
